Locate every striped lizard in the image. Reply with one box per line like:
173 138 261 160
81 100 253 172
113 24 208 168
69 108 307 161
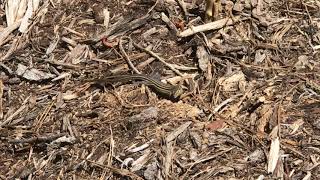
89 74 184 99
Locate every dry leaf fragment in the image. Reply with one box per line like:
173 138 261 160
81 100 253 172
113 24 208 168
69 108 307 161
254 49 266 63
69 44 89 64
233 0 244 12
206 119 225 131
289 119 304 134
267 137 280 173
5 0 24 26
131 150 151 172
144 161 159 180
166 121 192 143
18 0 32 33
257 175 265 180
196 46 210 72
92 4 105 24
16 64 56 81
257 105 273 138
103 8 110 29
129 107 158 123
189 131 202 149
218 71 247 92
162 101 203 119
245 148 265 163
294 55 312 70
62 92 78 101
302 171 311 180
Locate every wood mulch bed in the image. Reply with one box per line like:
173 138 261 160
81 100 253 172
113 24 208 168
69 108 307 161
0 0 319 179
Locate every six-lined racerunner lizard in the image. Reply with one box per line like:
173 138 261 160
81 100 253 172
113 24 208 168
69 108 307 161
88 74 184 99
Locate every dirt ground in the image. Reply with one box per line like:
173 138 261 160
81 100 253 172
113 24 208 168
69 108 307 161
0 0 320 179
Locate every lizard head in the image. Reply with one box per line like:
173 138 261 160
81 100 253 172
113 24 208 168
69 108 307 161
172 85 184 99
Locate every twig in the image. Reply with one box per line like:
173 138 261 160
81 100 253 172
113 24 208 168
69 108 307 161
0 62 14 75
85 159 144 180
175 0 189 20
0 20 21 47
34 57 81 69
107 125 114 167
180 147 234 179
147 0 159 14
8 133 68 144
136 57 156 70
133 42 183 76
178 16 242 37
0 38 18 62
164 141 174 179
161 12 178 35
12 165 36 179
90 14 151 43
213 97 236 113
0 80 3 119
119 36 141 74
187 147 234 168
0 104 27 127
182 147 234 177
34 100 55 133
166 121 192 143
73 137 112 171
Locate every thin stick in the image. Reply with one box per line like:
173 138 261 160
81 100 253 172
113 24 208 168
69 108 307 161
8 133 68 144
178 16 242 37
147 0 159 14
0 80 3 119
119 36 141 74
133 42 183 77
85 159 144 180
175 0 189 20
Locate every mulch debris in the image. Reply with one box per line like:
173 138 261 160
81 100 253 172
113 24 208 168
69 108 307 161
0 0 320 179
